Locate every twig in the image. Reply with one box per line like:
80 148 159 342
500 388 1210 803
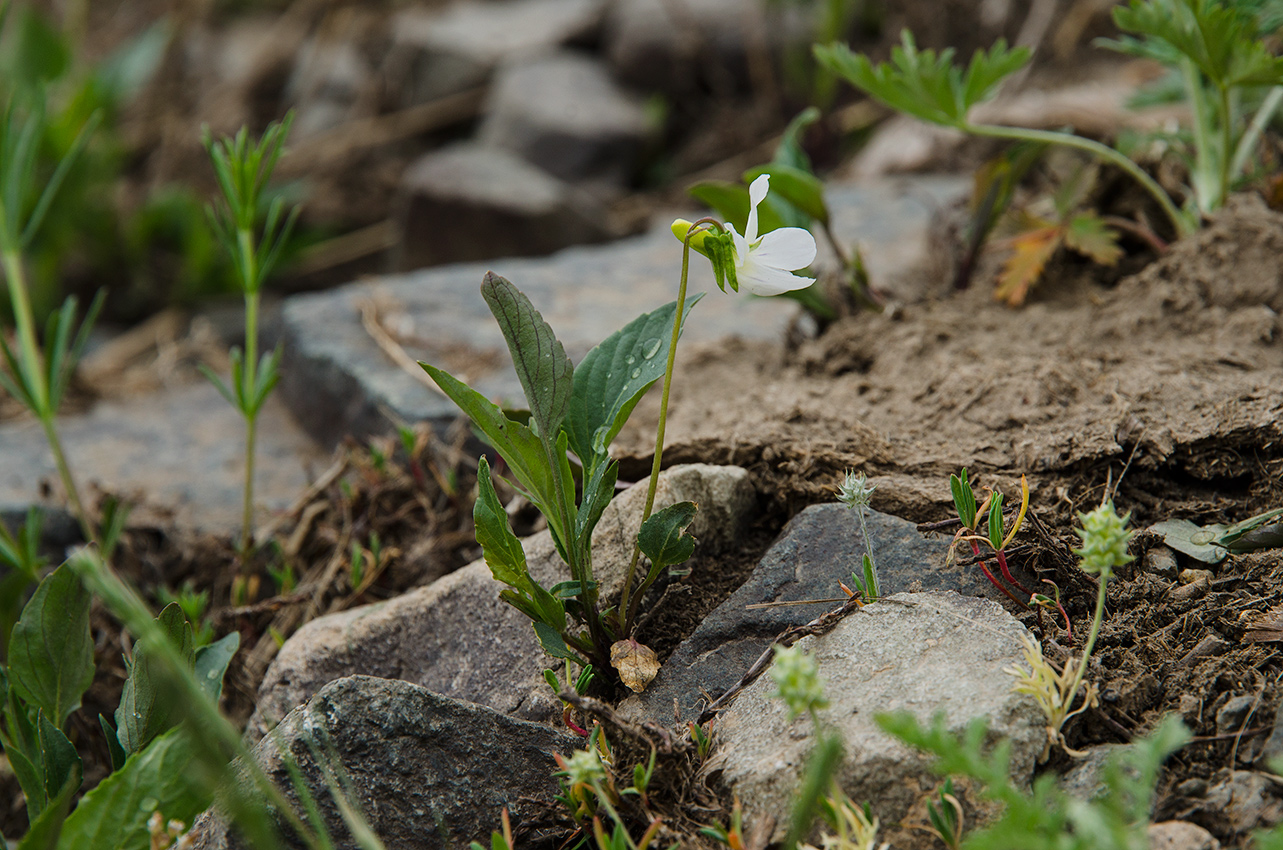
359 297 448 395
254 455 348 545
559 692 687 755
697 595 869 724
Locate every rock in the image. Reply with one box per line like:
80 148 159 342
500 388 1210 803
190 676 578 850
386 0 605 106
393 143 611 271
479 51 648 186
603 0 807 93
712 591 1044 845
1145 545 1180 579
1057 744 1134 801
1200 770 1283 834
0 381 324 535
280 175 966 448
619 503 1031 724
249 465 755 739
1181 568 1215 585
1179 633 1231 668
285 36 372 138
1217 695 1258 737
1148 820 1221 850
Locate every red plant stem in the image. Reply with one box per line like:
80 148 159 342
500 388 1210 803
994 548 1033 596
563 707 590 737
971 539 1029 609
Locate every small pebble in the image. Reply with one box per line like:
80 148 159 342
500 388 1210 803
1180 568 1215 585
1145 545 1179 579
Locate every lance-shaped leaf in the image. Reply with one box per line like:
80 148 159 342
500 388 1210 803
481 272 574 442
193 630 240 703
987 493 1006 551
8 562 94 729
637 501 699 593
115 603 195 754
565 295 704 472
950 470 977 529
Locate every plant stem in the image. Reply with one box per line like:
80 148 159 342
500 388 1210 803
1065 570 1108 717
855 507 878 598
2 250 95 544
238 228 259 563
965 122 1193 238
1231 86 1283 181
618 223 701 634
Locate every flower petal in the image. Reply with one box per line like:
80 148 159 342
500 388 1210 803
744 174 769 244
751 227 817 271
739 260 815 296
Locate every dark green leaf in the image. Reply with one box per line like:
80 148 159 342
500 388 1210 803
8 563 93 729
115 603 195 754
565 296 703 473
5 737 43 818
37 712 80 808
192 631 240 703
574 460 618 554
533 622 577 661
1149 518 1228 563
481 273 574 443
637 501 698 585
950 470 976 529
421 363 559 521
474 456 531 589
15 759 77 850
55 729 207 850
98 714 127 772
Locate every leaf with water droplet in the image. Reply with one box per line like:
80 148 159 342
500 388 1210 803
565 295 703 474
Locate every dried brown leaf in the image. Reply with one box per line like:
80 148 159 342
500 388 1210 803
611 638 660 693
995 225 1062 307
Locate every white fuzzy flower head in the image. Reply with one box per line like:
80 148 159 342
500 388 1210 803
836 469 876 510
730 174 818 296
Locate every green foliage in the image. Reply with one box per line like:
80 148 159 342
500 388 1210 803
424 274 702 675
6 562 92 729
769 644 830 721
635 501 698 588
814 31 1030 129
877 711 1190 850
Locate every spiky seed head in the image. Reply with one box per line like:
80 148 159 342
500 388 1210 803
562 749 606 786
769 644 829 720
1074 499 1133 577
836 470 876 510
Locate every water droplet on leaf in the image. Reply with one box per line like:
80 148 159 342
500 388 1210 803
642 338 662 359
630 368 641 379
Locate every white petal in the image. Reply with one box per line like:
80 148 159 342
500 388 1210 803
739 260 815 296
730 227 749 262
751 227 817 271
748 174 770 207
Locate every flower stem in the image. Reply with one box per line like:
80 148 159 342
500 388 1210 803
618 221 707 634
2 249 96 545
1065 570 1108 718
238 227 260 564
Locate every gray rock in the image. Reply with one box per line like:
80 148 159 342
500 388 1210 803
1057 744 1134 802
1149 821 1221 850
392 142 611 272
387 0 605 106
191 676 578 850
249 464 755 739
280 175 966 448
480 51 648 186
620 503 1030 724
285 37 372 138
1201 770 1283 834
604 0 808 93
1217 695 1259 737
0 381 324 535
712 591 1044 844
1145 545 1180 579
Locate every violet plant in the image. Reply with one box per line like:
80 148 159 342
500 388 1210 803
423 175 816 692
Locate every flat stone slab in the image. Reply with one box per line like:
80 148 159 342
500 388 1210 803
620 502 1030 724
0 381 325 535
714 591 1044 846
191 676 579 850
280 175 967 446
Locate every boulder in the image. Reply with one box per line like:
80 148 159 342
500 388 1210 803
393 143 610 272
386 0 605 106
619 503 1029 724
713 591 1044 845
191 676 579 850
479 51 648 186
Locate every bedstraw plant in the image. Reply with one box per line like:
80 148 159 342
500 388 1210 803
422 174 816 691
201 115 300 567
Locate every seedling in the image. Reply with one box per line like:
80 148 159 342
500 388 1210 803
947 469 1032 607
924 777 964 850
835 470 879 603
201 114 300 564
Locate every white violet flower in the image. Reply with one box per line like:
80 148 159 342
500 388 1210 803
730 174 818 296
